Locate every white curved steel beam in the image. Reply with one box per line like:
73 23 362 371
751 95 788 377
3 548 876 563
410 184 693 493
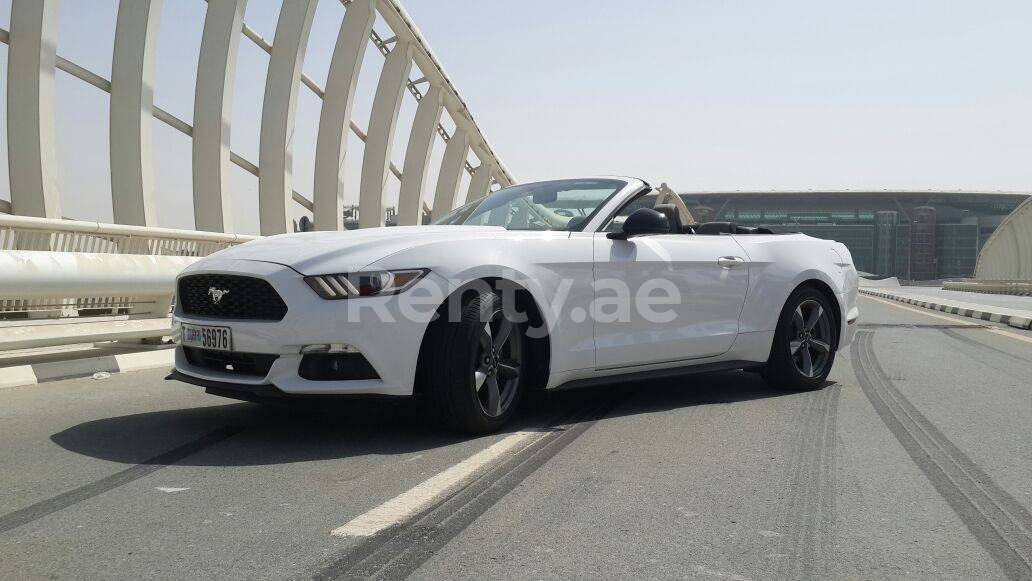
358 41 413 228
431 126 468 219
193 0 248 233
396 84 443 226
7 0 61 219
465 159 494 204
375 0 515 187
110 0 162 227
313 0 376 231
258 0 318 235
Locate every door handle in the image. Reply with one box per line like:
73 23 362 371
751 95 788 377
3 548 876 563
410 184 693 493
718 256 747 268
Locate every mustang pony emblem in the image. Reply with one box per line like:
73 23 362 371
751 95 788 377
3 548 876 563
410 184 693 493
207 287 230 305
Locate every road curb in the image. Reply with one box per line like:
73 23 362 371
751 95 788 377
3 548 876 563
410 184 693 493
0 349 175 390
859 288 1032 330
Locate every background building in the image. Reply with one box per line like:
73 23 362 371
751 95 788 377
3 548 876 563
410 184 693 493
680 191 1030 281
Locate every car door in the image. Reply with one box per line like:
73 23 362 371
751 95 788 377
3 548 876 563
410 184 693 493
592 233 749 369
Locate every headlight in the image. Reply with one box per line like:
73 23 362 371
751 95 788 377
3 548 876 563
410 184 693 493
304 269 429 299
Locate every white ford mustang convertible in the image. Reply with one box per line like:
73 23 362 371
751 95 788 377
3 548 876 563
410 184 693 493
169 177 859 433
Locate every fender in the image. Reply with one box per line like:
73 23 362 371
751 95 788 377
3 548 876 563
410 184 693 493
365 234 596 374
733 235 849 335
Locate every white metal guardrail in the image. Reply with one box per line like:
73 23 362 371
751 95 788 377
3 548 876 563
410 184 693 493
0 214 258 255
0 268 181 350
0 250 197 351
0 218 257 350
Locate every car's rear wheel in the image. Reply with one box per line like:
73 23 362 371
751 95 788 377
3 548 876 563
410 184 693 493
762 286 838 391
421 290 525 433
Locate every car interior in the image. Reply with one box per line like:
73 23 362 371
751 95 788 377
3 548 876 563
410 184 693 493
611 201 776 236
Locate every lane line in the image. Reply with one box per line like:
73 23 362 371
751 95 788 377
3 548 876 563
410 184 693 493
986 328 1032 346
862 294 1032 345
861 294 981 325
0 427 242 535
331 430 547 538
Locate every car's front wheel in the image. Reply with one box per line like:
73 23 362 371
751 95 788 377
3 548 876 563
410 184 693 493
762 286 838 391
421 290 526 433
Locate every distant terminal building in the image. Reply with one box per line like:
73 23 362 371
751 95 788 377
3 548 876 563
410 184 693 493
679 191 1030 281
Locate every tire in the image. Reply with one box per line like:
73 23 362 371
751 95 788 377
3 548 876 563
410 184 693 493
420 290 526 433
762 286 838 391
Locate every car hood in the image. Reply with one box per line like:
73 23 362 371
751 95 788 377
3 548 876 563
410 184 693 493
208 226 508 274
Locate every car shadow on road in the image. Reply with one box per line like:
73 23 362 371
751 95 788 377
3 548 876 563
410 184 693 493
50 370 821 468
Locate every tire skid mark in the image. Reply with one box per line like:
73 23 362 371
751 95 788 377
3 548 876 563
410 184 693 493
772 382 840 580
309 392 626 581
0 426 244 535
852 331 1032 580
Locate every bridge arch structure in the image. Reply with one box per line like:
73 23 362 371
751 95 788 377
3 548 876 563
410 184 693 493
0 0 514 235
972 196 1032 282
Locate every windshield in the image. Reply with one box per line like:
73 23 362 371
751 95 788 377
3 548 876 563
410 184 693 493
432 178 628 231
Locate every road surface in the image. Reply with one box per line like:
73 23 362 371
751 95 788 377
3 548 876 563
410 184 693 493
1 294 1031 580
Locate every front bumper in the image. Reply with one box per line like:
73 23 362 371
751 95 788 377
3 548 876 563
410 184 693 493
165 369 411 402
839 296 859 349
171 258 439 396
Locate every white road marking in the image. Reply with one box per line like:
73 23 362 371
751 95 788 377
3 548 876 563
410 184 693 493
863 294 1032 344
861 294 980 325
155 487 190 493
332 430 546 538
986 327 1032 345
694 565 754 581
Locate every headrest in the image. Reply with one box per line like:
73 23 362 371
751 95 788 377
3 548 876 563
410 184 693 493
653 204 682 234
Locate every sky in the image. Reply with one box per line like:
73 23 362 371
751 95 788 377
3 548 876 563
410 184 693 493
1 0 1031 234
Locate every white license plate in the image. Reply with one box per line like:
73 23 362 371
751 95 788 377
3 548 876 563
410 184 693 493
181 324 233 352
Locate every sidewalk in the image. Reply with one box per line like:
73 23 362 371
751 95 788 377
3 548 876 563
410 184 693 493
859 284 1032 330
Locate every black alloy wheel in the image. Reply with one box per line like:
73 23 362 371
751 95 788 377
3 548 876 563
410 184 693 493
421 290 527 433
762 286 838 391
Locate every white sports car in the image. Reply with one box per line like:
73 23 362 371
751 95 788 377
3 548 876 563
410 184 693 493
169 177 859 433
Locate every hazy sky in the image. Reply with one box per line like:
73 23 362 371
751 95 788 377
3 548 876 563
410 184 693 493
1 0 1030 233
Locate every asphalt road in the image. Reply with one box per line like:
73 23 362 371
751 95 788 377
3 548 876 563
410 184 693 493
1 294 1031 580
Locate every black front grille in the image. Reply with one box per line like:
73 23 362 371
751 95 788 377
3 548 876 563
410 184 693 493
183 347 279 377
178 274 288 321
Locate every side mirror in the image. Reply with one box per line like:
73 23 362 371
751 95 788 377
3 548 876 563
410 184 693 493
607 208 670 240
